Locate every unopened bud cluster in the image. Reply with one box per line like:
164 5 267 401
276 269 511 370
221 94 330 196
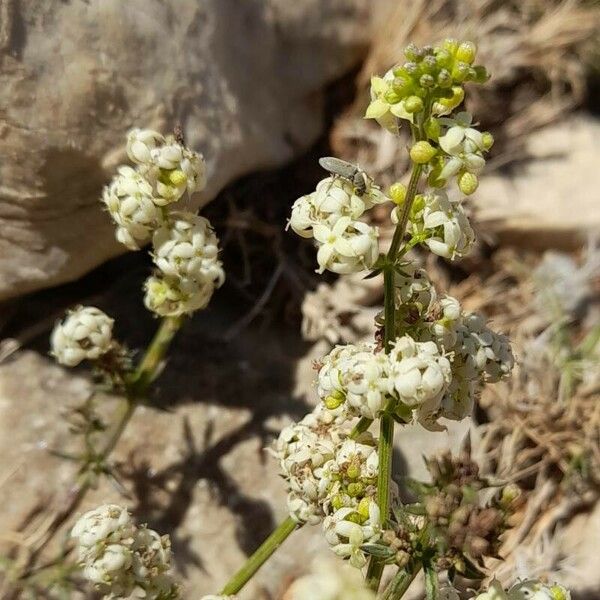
270 405 382 567
102 129 224 316
71 504 180 599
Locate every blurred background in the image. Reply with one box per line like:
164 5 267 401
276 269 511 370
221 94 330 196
0 1 599 598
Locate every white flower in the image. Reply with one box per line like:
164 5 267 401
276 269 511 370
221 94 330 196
152 211 225 289
459 313 515 383
389 335 452 412
284 557 375 600
71 504 133 552
313 217 379 274
72 504 179 599
126 127 207 204
317 343 392 420
270 406 343 525
323 502 381 568
402 191 475 260
144 275 215 317
288 176 388 274
127 128 164 165
395 266 437 314
438 112 487 181
51 306 114 367
364 70 413 133
102 166 165 250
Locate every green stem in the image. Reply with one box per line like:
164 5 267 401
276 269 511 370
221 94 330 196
424 563 439 600
350 416 373 438
378 564 421 600
219 516 297 595
21 316 184 573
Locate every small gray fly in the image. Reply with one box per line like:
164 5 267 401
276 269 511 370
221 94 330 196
319 156 369 196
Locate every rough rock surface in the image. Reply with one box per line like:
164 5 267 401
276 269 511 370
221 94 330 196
475 115 600 249
0 0 373 300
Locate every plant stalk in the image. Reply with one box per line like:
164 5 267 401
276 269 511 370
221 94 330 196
219 516 297 596
378 564 421 600
20 316 183 573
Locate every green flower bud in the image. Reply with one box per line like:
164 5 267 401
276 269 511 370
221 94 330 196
549 585 568 600
500 483 521 508
347 482 365 498
435 49 452 68
452 61 470 82
427 167 445 188
456 41 477 64
404 95 424 113
331 494 345 511
437 68 452 88
421 55 437 73
392 76 412 95
403 62 419 75
346 463 361 480
442 38 459 55
410 141 437 164
357 497 371 520
389 182 407 205
419 74 435 88
425 117 441 140
458 171 479 195
345 512 363 525
384 88 402 104
411 194 426 214
481 131 494 150
404 43 422 62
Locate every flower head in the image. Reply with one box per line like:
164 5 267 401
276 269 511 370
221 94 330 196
51 306 114 367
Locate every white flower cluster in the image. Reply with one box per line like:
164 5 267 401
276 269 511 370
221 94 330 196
289 175 388 274
51 306 114 367
284 557 375 600
102 128 224 317
394 190 475 260
71 504 179 599
146 211 225 316
270 405 381 567
472 578 570 600
317 335 451 426
103 129 206 251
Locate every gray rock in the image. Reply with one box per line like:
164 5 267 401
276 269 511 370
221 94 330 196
0 0 373 300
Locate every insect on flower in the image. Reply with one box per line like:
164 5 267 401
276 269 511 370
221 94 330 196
319 156 370 197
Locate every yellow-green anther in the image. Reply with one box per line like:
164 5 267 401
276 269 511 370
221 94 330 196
331 494 345 511
384 88 402 104
410 141 437 164
345 512 363 525
549 585 568 600
346 463 361 480
389 182 407 205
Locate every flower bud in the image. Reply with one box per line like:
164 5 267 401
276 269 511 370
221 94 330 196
389 182 407 205
481 131 494 150
404 43 423 62
410 141 437 164
471 65 490 84
435 49 452 68
425 118 441 140
384 88 402 104
442 38 459 55
419 74 435 88
404 95 424 113
456 41 477 64
437 86 465 112
458 171 479 195
452 61 470 82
